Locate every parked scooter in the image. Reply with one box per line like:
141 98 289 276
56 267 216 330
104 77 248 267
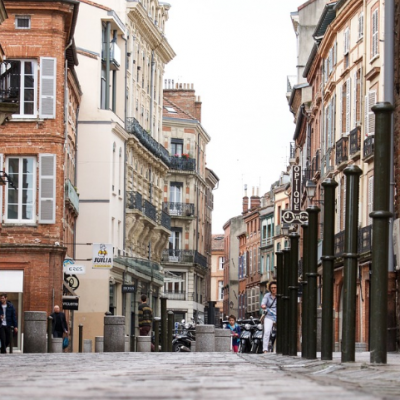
172 319 196 352
238 318 257 353
250 318 264 354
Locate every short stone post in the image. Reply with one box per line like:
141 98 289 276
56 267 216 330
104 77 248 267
24 311 47 353
83 339 92 353
195 325 215 352
95 336 104 353
153 317 160 353
50 338 63 353
215 328 231 352
137 336 151 352
125 336 130 352
47 316 53 353
104 315 125 352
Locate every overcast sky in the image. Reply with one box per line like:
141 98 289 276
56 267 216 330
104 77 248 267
164 0 304 234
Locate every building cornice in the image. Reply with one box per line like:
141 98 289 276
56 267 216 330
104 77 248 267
163 117 211 144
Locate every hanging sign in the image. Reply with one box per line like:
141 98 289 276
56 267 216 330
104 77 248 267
63 258 86 275
291 165 302 211
92 243 113 269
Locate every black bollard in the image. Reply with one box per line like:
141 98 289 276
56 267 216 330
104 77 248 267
341 165 362 363
167 311 174 352
9 326 14 353
79 324 83 353
154 317 160 353
281 247 290 356
275 251 284 354
301 223 309 358
289 232 300 356
130 335 135 352
306 205 320 359
370 102 394 364
161 296 167 352
321 178 338 360
47 316 53 353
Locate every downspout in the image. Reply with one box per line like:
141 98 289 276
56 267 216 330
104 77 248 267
196 132 200 253
123 34 128 255
149 50 155 135
385 0 395 273
112 30 117 113
105 22 111 110
73 106 80 260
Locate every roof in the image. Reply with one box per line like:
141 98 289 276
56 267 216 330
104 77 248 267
162 97 197 121
212 234 225 251
313 2 338 40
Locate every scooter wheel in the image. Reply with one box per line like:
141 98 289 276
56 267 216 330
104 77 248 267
172 343 181 352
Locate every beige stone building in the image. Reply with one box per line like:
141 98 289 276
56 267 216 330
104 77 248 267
210 234 225 314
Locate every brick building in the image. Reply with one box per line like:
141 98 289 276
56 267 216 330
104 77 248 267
0 0 81 350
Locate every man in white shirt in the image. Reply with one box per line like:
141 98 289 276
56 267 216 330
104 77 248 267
0 294 18 354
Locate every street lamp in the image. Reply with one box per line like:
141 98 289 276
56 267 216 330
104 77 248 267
305 180 317 203
281 223 290 237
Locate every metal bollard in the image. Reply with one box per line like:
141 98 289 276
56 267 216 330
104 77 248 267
47 316 53 353
130 335 135 352
289 232 300 356
167 311 173 352
275 251 283 354
161 297 167 352
9 326 14 353
79 324 83 353
154 317 160 353
301 223 309 358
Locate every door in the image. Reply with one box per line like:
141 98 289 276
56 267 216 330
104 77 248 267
169 183 183 215
169 229 181 262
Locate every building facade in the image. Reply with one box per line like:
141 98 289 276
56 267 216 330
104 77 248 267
210 234 224 314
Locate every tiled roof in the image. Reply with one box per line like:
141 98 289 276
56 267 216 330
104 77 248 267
163 97 197 121
212 234 225 251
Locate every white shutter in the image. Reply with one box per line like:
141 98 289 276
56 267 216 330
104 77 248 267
346 78 351 134
333 41 337 66
332 94 336 147
359 66 363 126
329 48 333 74
367 90 377 136
339 85 343 135
0 154 2 223
327 103 331 149
39 57 56 119
372 10 378 57
353 72 357 128
344 28 349 55
39 154 56 224
324 59 328 83
368 176 374 225
336 179 341 232
343 178 346 230
359 12 364 39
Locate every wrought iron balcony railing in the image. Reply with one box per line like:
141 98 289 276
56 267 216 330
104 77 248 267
65 179 79 214
334 230 345 257
364 136 374 159
163 202 195 217
289 142 296 160
169 157 196 172
126 117 170 166
162 249 208 269
349 127 361 155
163 291 187 301
358 224 372 254
143 199 157 221
127 191 142 210
336 137 349 165
157 210 171 230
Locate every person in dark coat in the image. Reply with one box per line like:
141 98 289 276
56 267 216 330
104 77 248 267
0 293 18 354
50 305 68 338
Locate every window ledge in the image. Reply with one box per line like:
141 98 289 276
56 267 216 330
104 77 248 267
1 223 38 227
9 117 44 123
369 54 380 64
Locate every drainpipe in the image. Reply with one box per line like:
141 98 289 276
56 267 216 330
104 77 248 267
73 106 80 260
195 132 200 253
105 22 111 110
149 50 155 135
112 30 117 113
123 34 128 254
385 0 395 272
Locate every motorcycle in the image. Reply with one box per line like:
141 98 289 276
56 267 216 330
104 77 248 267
172 319 196 352
250 318 264 354
238 318 257 353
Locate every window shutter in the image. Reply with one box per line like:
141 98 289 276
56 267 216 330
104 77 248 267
368 90 377 136
39 57 56 119
327 103 331 149
359 66 363 125
372 10 378 57
339 85 343 135
329 48 333 74
353 72 357 128
332 94 336 147
39 154 56 224
324 59 328 83
336 179 341 232
368 176 374 225
333 41 337 66
346 78 351 134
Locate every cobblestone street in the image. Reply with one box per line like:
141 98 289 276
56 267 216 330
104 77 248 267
1 352 400 399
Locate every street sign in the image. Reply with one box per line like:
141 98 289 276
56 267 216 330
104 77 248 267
281 210 309 225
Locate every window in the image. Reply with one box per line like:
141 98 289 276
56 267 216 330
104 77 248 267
340 79 351 135
344 27 350 55
15 15 31 29
218 281 223 301
372 9 379 58
358 12 364 40
165 106 177 114
6 157 35 222
169 182 183 215
218 256 224 270
171 138 183 156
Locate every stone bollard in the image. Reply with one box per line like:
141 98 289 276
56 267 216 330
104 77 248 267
95 336 104 353
124 336 130 352
50 338 63 353
104 315 125 352
195 325 215 352
83 339 92 353
137 336 151 352
215 329 231 352
190 340 196 352
24 311 47 353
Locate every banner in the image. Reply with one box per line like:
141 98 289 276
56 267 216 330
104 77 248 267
92 243 113 269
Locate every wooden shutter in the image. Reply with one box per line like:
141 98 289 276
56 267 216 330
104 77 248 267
346 78 351 134
39 154 56 224
366 90 377 136
333 41 337 66
372 10 378 57
368 176 374 225
332 94 336 147
39 57 56 119
353 71 357 128
336 179 341 232
359 12 364 39
339 85 343 135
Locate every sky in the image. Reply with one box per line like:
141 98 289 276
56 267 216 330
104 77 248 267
164 0 304 233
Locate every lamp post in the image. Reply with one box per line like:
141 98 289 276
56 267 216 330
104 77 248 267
321 178 338 360
301 223 308 358
341 165 362 363
370 102 394 364
281 244 290 356
289 231 300 356
276 250 284 354
305 180 320 359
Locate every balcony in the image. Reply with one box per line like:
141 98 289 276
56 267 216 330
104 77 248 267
336 137 349 165
158 210 171 230
126 117 170 166
334 230 345 258
163 291 187 301
358 225 372 254
169 157 196 172
143 199 156 222
261 237 274 247
65 179 79 215
311 150 320 175
162 249 208 269
163 202 195 217
127 191 142 211
363 136 374 160
349 127 361 156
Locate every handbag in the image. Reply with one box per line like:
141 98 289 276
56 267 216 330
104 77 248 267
260 297 276 324
63 336 69 349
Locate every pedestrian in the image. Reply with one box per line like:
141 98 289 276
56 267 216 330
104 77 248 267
225 314 241 353
261 281 277 353
50 305 68 338
138 294 154 351
0 294 18 354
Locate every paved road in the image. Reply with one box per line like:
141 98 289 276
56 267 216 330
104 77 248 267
1 352 400 399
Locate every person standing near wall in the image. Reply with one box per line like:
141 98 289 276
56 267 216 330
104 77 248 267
0 294 18 354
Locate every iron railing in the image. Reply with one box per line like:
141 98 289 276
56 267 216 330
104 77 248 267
358 224 372 254
336 137 349 165
162 249 208 269
163 291 187 301
289 142 296 160
143 199 157 221
349 127 361 155
126 117 170 166
65 179 79 214
163 202 195 217
127 191 143 210
334 231 345 257
169 157 196 172
364 136 374 159
158 210 171 230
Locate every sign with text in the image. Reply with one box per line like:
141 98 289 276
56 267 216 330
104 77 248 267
122 284 135 293
62 296 79 311
63 258 86 275
92 243 113 269
291 165 302 211
281 209 309 225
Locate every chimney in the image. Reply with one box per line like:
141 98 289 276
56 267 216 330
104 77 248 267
195 95 202 122
250 186 261 210
242 184 248 214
